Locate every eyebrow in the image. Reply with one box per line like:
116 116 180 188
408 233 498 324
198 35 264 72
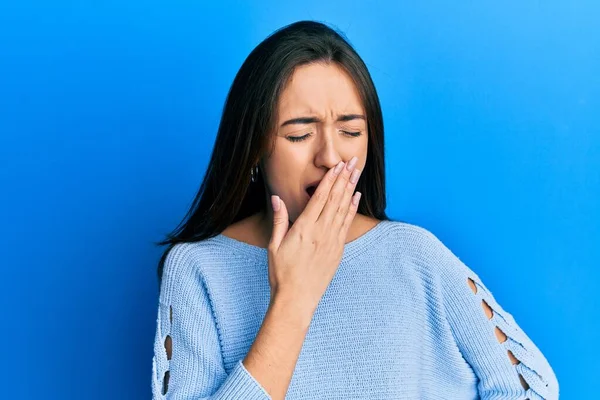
280 114 366 127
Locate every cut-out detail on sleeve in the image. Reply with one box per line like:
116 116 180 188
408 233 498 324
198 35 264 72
162 306 173 394
410 225 559 399
156 303 173 395
150 243 272 400
152 298 173 398
469 278 529 392
467 276 552 399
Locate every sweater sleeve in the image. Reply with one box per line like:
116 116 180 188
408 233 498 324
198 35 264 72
151 243 271 400
421 229 559 400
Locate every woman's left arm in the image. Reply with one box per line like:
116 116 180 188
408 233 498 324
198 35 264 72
423 229 559 400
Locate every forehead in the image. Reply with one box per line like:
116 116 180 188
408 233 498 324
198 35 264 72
277 62 364 118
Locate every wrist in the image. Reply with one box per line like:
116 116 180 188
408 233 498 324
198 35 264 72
269 290 315 330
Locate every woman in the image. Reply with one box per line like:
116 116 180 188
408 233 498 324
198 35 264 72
151 20 558 400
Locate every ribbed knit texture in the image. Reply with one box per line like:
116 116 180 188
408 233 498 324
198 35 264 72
151 220 559 399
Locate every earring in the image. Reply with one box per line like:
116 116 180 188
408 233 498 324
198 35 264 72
250 164 259 183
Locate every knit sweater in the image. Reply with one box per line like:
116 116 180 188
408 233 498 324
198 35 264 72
151 219 559 399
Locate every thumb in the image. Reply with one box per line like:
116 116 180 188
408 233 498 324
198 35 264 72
269 195 289 250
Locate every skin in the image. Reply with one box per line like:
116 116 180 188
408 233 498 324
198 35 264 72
223 61 380 247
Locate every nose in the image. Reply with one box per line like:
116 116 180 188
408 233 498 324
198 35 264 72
313 132 342 171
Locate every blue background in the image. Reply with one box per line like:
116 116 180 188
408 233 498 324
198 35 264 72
1 1 598 398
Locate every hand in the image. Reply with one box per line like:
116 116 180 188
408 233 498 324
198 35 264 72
267 156 363 315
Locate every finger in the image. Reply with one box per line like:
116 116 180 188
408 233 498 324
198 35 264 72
340 191 361 238
301 160 345 222
331 166 362 229
317 156 358 225
268 195 289 251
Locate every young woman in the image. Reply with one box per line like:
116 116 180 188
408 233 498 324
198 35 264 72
151 20 558 400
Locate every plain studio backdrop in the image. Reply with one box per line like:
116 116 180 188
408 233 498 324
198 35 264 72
0 1 598 399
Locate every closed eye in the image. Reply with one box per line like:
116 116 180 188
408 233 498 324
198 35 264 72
287 131 362 143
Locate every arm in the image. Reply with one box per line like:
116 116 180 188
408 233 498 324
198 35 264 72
423 231 559 400
152 243 311 400
243 292 313 400
152 243 271 399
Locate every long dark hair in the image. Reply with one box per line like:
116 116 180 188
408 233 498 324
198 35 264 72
155 20 389 284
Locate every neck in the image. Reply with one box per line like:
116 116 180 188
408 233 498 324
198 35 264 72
254 204 371 248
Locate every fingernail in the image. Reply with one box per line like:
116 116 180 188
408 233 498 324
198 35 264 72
346 156 358 171
350 168 361 184
334 161 345 175
352 191 362 206
271 195 280 212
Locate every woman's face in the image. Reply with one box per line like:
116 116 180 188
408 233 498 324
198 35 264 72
262 62 368 223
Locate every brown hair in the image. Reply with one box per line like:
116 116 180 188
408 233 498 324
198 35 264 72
155 20 389 284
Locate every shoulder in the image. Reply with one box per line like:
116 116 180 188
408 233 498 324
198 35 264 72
159 239 237 313
163 242 200 268
382 220 479 283
380 219 451 256
160 242 203 292
160 239 225 289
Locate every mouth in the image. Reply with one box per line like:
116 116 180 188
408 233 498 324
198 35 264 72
305 179 321 198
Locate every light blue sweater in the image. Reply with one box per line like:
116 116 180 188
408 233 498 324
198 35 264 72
151 220 559 399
